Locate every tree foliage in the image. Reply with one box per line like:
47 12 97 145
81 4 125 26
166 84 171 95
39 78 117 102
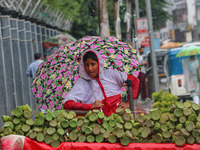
43 0 172 39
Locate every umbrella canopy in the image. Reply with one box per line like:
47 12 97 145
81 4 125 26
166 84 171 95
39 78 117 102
32 36 140 111
176 46 200 57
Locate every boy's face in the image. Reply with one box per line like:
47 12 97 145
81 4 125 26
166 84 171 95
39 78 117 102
84 58 99 78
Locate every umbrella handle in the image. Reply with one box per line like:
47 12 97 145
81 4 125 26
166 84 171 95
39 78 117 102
126 80 135 119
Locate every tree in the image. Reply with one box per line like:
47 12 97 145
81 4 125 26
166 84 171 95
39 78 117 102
43 0 172 39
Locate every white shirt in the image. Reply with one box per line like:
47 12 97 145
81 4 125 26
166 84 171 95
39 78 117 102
137 54 146 74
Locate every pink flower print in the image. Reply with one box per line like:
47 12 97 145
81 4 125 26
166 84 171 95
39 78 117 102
49 101 54 108
32 87 35 93
69 52 73 55
61 68 65 73
44 81 47 85
69 75 73 79
38 104 41 108
68 66 72 69
59 92 63 97
62 92 68 98
38 86 42 90
48 80 51 85
61 64 66 67
108 48 115 53
60 57 64 61
43 95 46 99
132 59 139 63
73 55 77 59
120 87 126 93
70 46 76 50
56 74 62 80
65 71 71 76
116 60 123 66
60 45 65 50
41 73 47 79
109 66 113 70
118 41 124 44
101 55 107 59
87 41 93 45
91 45 98 49
50 95 54 100
48 57 52 62
52 84 56 89
38 91 42 98
74 66 77 70
117 54 123 59
49 70 53 74
100 50 104 53
38 64 43 69
57 104 62 110
70 61 74 64
133 71 139 77
74 74 79 81
119 47 123 51
123 55 127 58
56 86 62 93
56 100 58 104
51 60 57 65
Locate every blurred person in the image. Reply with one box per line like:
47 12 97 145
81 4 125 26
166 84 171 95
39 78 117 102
183 55 200 104
137 46 150 101
26 53 43 79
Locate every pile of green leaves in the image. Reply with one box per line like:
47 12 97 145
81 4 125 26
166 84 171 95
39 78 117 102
152 90 178 113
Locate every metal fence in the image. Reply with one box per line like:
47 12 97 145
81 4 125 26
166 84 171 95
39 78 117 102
0 15 60 127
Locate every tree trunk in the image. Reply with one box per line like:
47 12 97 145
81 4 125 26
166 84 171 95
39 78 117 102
113 0 122 40
98 0 110 36
125 0 132 43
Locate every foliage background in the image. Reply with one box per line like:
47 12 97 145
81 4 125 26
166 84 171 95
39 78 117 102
44 0 172 40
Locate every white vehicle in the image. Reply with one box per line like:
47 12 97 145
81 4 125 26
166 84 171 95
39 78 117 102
181 42 200 47
164 47 192 100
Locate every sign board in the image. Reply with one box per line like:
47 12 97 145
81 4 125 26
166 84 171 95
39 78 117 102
136 18 150 47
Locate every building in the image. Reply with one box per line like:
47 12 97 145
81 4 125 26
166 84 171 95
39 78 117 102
159 0 200 43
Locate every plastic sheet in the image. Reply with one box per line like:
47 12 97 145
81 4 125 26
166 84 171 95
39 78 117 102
2 135 200 150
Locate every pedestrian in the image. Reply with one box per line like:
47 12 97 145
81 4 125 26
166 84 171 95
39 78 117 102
63 49 139 116
26 53 43 79
137 46 150 101
183 55 200 104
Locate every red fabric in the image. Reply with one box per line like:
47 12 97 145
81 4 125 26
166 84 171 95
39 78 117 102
127 74 140 100
137 72 148 99
42 42 59 49
23 137 200 150
102 94 122 117
63 100 92 110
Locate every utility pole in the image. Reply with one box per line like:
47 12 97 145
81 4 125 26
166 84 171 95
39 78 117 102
146 0 159 92
125 0 132 44
135 0 140 18
113 0 122 40
98 0 110 36
134 0 140 50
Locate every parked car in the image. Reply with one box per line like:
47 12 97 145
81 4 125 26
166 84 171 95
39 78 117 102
145 49 168 98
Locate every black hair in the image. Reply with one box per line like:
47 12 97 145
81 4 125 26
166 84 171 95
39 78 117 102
34 53 41 60
83 51 98 62
139 45 145 50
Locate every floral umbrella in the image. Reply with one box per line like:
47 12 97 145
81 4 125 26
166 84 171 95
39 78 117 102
32 36 141 111
176 46 200 57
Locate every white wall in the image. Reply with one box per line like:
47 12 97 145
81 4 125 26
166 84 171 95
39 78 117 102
186 0 196 26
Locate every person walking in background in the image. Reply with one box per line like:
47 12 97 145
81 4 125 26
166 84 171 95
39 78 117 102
26 53 43 79
137 46 150 101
